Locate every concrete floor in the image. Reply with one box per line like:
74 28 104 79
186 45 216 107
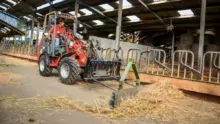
0 55 156 124
0 55 112 124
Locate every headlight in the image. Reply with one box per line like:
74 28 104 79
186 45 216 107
70 42 74 47
40 46 45 54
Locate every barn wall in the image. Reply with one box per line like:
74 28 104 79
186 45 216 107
89 36 152 62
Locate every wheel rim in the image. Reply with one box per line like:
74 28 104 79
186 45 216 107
60 63 70 79
39 59 45 71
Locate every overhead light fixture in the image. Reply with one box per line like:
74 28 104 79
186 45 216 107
79 24 83 27
126 15 141 22
69 11 81 17
37 3 50 10
36 12 43 16
0 5 7 10
108 33 115 38
80 9 93 15
93 20 104 25
116 0 132 9
99 4 114 12
6 0 16 6
178 9 194 17
151 0 167 4
23 16 31 21
52 0 65 5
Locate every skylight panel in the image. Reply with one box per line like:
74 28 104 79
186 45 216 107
69 11 81 17
6 0 16 6
93 20 104 25
80 9 93 15
1 28 7 32
1 30 6 34
99 4 114 12
23 16 31 21
4 27 11 31
2 3 11 8
116 0 132 9
52 0 65 5
37 3 50 10
178 9 194 17
0 5 7 10
126 15 140 22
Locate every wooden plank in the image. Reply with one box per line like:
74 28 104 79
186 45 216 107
2 52 37 61
121 71 220 96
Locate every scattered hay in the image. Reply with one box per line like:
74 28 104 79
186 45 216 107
97 82 185 120
0 72 23 85
0 82 185 121
1 82 220 123
0 81 22 85
1 96 85 112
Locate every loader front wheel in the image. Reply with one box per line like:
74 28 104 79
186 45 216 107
39 55 52 76
59 57 80 85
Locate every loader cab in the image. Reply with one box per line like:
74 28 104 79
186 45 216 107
40 11 75 57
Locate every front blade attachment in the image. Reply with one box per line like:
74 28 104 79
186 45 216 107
109 87 140 108
83 59 121 81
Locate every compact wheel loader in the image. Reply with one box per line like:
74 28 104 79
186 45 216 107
37 11 140 108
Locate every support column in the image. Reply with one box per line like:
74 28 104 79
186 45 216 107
37 22 40 43
74 0 79 35
115 0 123 49
198 0 206 72
13 36 16 44
49 0 53 12
171 31 175 61
28 12 35 54
25 22 28 44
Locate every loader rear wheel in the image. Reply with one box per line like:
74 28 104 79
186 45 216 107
59 57 81 85
39 55 52 76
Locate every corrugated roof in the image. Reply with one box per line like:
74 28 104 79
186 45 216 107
0 0 220 37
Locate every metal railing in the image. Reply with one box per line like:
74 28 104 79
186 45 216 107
202 52 220 83
139 49 170 76
0 41 38 56
1 43 220 84
126 49 141 66
171 50 199 80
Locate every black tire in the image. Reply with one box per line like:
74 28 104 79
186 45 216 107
59 57 81 85
39 55 52 76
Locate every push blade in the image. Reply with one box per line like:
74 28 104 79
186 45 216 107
109 87 140 108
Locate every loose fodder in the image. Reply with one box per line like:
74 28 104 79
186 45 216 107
0 82 185 120
0 95 85 112
1 82 220 123
102 81 185 120
0 72 23 85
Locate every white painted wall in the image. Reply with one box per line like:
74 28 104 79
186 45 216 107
89 36 152 64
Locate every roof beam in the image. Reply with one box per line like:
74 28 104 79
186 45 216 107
21 0 35 11
87 19 220 33
138 0 166 26
78 3 220 21
78 0 117 24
